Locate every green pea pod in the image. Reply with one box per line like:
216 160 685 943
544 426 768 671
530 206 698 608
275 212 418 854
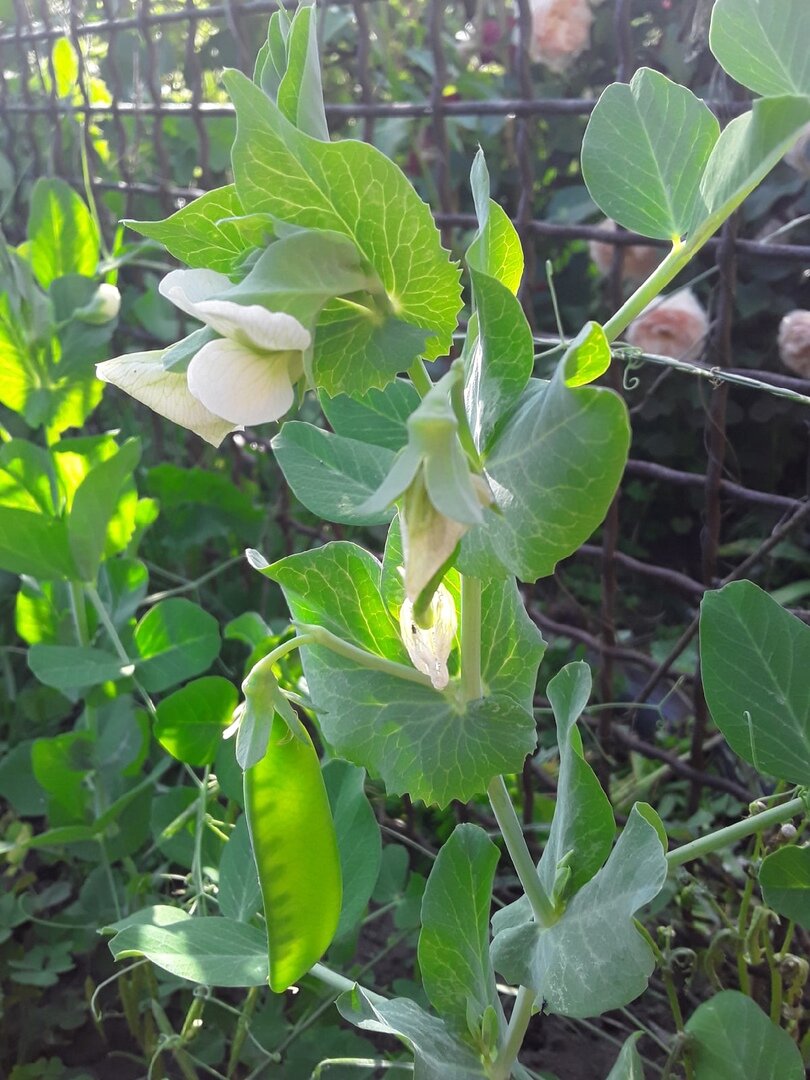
244 713 342 992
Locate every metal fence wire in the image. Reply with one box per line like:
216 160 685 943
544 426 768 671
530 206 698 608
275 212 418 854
2 0 810 807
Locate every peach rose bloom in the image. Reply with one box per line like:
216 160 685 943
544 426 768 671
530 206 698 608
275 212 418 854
778 310 810 378
529 0 593 72
589 220 664 283
625 289 709 361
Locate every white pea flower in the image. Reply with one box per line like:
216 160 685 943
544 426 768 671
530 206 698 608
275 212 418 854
96 269 311 446
399 584 458 690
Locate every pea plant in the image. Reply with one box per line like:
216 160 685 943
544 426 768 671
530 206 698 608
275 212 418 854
14 1 810 1077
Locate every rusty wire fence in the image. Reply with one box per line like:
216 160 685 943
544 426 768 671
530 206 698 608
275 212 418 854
2 0 810 811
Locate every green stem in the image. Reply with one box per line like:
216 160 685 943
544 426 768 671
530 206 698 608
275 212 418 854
69 581 90 646
302 624 432 687
666 797 805 869
226 986 258 1079
460 575 483 702
243 634 314 683
487 775 556 927
85 584 156 717
191 766 211 911
309 962 386 1005
408 358 433 397
490 987 535 1080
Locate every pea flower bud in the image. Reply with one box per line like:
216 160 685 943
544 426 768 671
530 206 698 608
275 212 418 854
360 367 491 613
75 282 121 325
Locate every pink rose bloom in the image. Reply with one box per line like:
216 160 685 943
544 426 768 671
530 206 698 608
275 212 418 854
529 0 593 72
625 289 709 361
589 220 664 283
778 310 810 378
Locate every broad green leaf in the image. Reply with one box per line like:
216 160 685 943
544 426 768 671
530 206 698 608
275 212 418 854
691 97 810 236
154 676 238 766
272 421 395 525
460 324 629 582
710 0 810 97
320 379 420 451
759 846 810 930
581 69 719 241
465 280 534 455
134 599 221 693
0 439 56 513
68 437 141 581
103 905 191 935
606 1033 645 1080
539 663 614 900
214 228 371 327
15 579 70 646
31 732 93 822
684 991 804 1080
28 644 130 691
491 805 667 1017
275 3 328 140
51 37 78 98
418 824 500 1038
468 149 523 295
109 914 269 987
222 68 461 383
218 816 262 923
323 759 382 938
0 293 39 420
700 581 810 784
126 185 273 274
262 542 540 805
27 178 99 288
337 986 488 1080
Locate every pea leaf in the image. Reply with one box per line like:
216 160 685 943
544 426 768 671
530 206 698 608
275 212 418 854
465 150 533 453
700 581 810 784
418 824 500 1038
460 323 629 582
468 149 524 295
581 69 719 241
323 760 382 938
691 96 810 236
490 805 667 1017
320 379 420 452
125 185 273 274
273 421 396 525
275 3 328 140
218 816 263 923
710 0 810 97
759 846 810 930
0 508 77 580
261 542 540 805
109 911 269 988
68 437 141 582
222 68 461 388
684 991 805 1080
28 644 131 691
154 676 238 766
606 1033 645 1080
51 37 78 98
134 599 221 693
539 663 614 898
27 178 99 288
337 986 488 1080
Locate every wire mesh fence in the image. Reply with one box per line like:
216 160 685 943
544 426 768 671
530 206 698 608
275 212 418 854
2 0 809 807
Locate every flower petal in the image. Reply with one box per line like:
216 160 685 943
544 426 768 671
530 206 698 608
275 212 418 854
399 586 457 690
192 301 311 353
96 350 237 447
187 338 296 425
159 268 233 321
